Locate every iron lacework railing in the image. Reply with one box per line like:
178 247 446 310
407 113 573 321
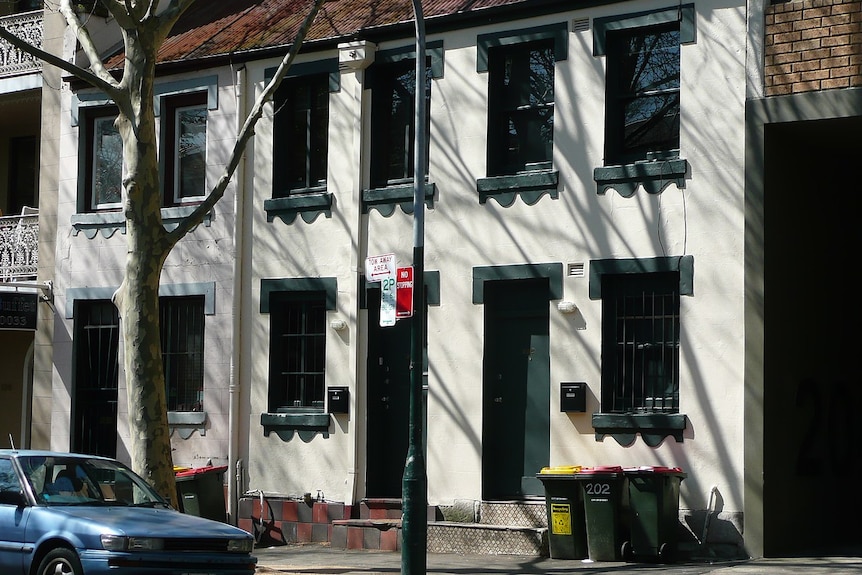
0 10 43 79
0 210 38 281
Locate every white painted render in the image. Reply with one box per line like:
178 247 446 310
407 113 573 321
47 0 749 535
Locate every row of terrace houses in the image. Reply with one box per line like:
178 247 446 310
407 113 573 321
0 0 859 559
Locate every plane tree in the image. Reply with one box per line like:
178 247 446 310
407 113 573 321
0 0 326 505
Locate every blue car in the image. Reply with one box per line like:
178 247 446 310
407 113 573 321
0 450 257 575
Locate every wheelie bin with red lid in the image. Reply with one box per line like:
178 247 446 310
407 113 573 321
623 466 686 562
175 465 228 522
575 466 629 561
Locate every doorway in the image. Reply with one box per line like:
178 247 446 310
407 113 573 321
482 278 550 499
72 300 119 457
762 116 862 555
365 288 423 497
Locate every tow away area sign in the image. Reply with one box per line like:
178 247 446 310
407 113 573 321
365 253 396 282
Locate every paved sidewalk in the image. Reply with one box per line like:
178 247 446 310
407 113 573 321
253 544 862 574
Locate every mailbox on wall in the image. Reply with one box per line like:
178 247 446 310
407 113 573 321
560 382 586 412
327 387 349 414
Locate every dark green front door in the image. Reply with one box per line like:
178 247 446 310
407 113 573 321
482 279 550 499
366 289 412 497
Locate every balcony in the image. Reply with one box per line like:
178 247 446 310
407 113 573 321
0 10 42 79
0 209 38 282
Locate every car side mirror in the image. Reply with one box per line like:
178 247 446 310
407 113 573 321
0 489 26 507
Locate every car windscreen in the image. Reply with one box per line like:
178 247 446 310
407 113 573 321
19 455 168 507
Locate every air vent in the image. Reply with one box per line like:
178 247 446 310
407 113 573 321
567 263 585 278
572 18 590 33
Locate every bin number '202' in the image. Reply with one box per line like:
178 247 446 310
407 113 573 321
585 483 611 496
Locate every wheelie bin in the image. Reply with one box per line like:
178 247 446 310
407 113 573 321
536 466 588 559
175 465 228 522
623 466 686 562
575 466 629 561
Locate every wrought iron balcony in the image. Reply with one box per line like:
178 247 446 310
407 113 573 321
0 10 42 79
0 209 38 282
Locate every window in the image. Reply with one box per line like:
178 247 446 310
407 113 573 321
601 272 680 413
163 93 207 204
268 292 326 411
273 74 329 196
87 109 123 210
370 59 431 188
160 296 205 412
604 23 680 165
487 40 555 176
0 458 20 494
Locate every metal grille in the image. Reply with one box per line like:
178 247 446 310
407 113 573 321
270 294 326 410
604 273 679 413
160 296 205 412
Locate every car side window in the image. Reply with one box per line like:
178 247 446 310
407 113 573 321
0 459 21 494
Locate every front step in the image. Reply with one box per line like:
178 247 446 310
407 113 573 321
428 521 547 556
330 499 549 555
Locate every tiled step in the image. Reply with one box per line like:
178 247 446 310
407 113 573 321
478 500 546 527
330 499 549 555
428 521 548 556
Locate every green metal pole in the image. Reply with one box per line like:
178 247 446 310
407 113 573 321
402 1 426 574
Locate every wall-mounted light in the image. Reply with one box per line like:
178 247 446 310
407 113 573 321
330 319 348 331
557 301 578 314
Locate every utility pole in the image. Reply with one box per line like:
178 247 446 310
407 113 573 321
402 1 426 574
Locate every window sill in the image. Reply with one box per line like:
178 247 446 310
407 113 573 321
264 192 332 224
71 206 212 239
592 412 687 447
362 182 435 216
476 170 559 206
168 411 207 439
594 158 688 197
261 411 330 440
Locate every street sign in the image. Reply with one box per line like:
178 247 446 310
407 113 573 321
365 253 396 283
396 266 414 318
366 254 397 327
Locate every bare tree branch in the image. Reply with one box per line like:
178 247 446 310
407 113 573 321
57 0 125 90
0 22 121 99
167 0 327 244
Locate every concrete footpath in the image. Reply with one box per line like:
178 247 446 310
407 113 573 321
253 544 862 574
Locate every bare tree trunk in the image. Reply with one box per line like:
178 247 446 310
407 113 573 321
111 26 179 505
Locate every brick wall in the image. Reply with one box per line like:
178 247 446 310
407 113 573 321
764 0 862 95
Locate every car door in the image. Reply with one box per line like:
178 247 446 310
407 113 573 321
0 457 29 574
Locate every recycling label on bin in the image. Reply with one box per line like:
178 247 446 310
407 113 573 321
550 503 572 535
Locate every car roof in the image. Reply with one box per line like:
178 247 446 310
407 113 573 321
0 450 116 462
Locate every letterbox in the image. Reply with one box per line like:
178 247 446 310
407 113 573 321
327 387 349 414
560 382 586 412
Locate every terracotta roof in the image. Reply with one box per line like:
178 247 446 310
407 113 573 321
105 0 549 68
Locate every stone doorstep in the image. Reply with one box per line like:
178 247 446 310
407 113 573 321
330 518 548 555
331 518 403 551
359 498 404 520
427 521 548 556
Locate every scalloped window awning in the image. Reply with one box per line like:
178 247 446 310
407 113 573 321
592 412 687 447
71 206 212 238
594 159 688 197
261 411 331 441
264 192 332 224
476 170 559 206
362 182 435 216
168 411 207 440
